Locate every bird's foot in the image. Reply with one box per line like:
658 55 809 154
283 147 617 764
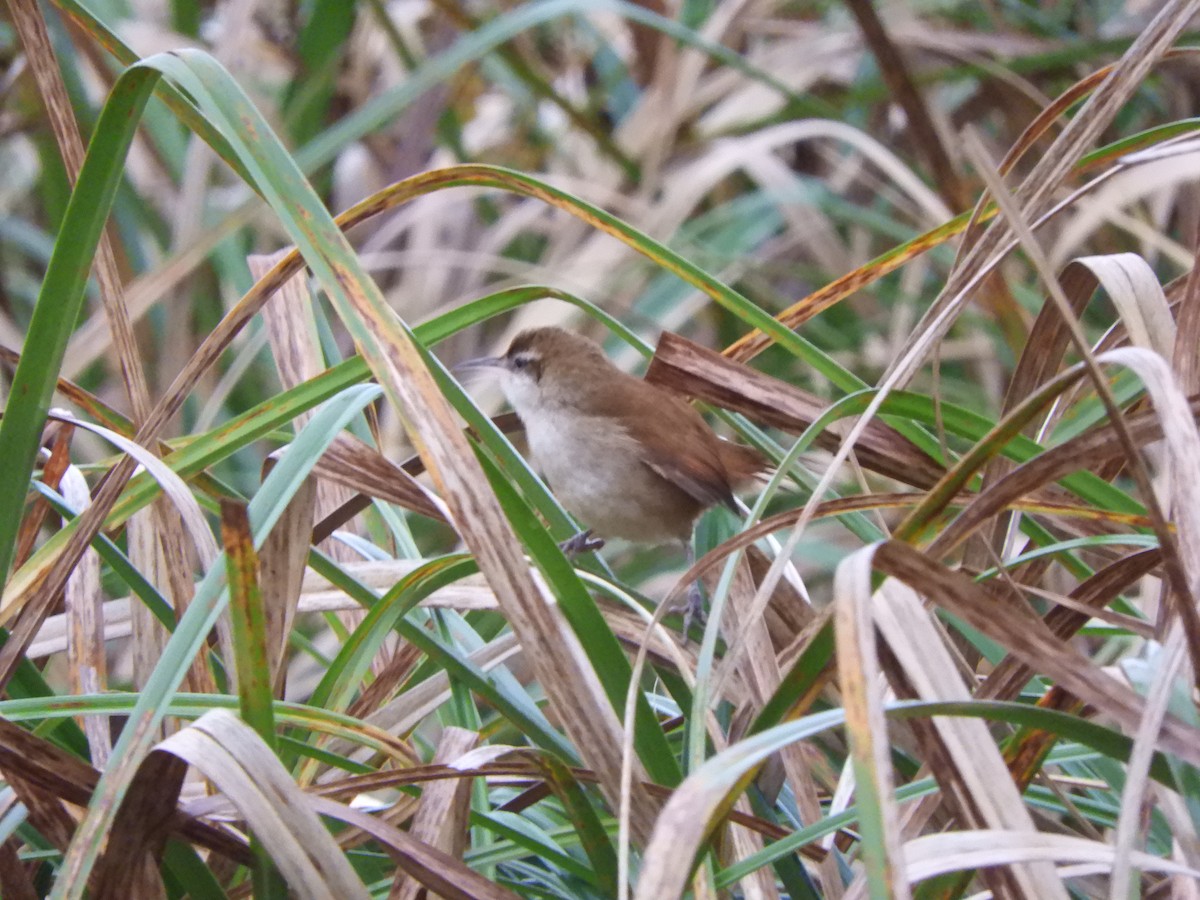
560 528 605 559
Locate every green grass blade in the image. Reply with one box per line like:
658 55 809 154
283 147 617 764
0 67 160 584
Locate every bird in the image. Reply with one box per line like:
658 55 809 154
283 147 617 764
458 326 766 631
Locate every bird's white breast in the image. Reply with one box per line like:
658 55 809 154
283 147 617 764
524 407 637 511
522 407 683 543
498 370 694 543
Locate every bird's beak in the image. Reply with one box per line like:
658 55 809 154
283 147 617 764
452 355 506 377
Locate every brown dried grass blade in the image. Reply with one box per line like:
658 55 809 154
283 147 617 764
252 250 381 536
0 839 38 900
872 580 1066 896
647 332 944 488
873 540 1200 767
719 555 828 896
0 410 220 689
998 254 1174 471
7 0 151 422
834 547 910 899
308 795 523 900
900 829 1200 887
0 715 248 863
0 346 129 434
92 751 188 900
126 515 174 698
929 395 1191 560
143 709 371 899
977 549 1161 705
14 422 71 568
389 727 478 900
313 432 446 522
844 0 966 210
1175 227 1200 394
979 252 1176 562
968 131 1200 685
257 473 316 690
251 250 376 664
60 463 110 766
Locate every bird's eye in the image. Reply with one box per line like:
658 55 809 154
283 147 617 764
507 353 541 381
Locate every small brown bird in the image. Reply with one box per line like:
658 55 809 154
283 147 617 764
460 326 766 626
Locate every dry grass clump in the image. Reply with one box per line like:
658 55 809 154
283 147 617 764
2 0 1200 897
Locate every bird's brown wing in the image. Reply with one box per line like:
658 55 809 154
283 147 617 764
642 455 738 510
717 440 769 490
595 376 743 511
667 439 767 510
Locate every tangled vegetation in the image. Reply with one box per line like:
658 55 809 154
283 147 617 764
2 0 1200 897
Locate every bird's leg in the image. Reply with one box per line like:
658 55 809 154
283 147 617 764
560 528 605 559
680 541 706 637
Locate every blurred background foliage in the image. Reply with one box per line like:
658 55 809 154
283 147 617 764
2 0 1200 897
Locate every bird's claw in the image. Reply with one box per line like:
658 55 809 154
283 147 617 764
560 528 605 559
